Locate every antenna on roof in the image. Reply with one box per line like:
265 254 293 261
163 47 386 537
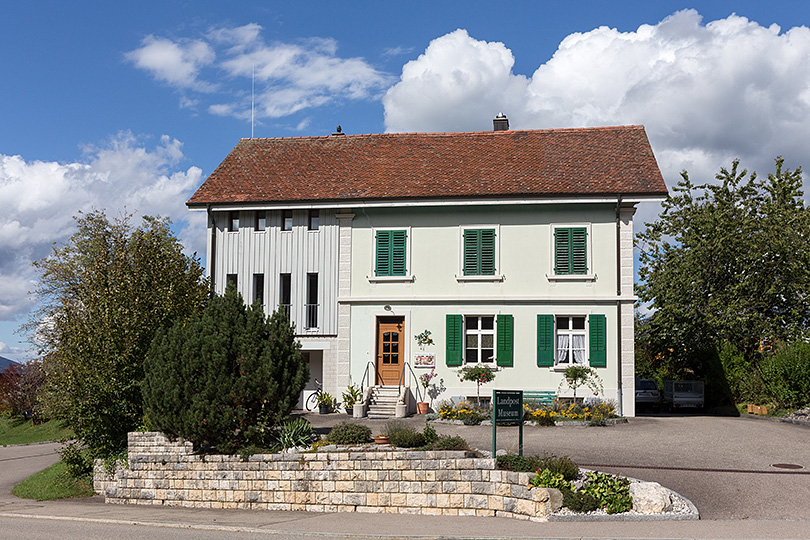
251 64 255 139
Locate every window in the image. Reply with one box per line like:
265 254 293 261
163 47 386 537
282 210 293 231
375 229 407 277
465 316 495 364
446 314 513 367
255 211 266 232
305 273 318 329
279 273 291 318
536 314 606 368
226 274 237 289
554 227 588 275
253 274 264 306
462 228 496 276
555 316 586 365
308 210 319 231
228 212 239 232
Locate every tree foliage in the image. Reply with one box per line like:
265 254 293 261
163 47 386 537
637 158 810 390
142 285 309 453
30 211 208 456
0 359 46 422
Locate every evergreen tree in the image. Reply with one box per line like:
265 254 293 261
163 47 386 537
143 285 308 452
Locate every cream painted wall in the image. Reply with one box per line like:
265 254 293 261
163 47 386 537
349 303 621 406
350 204 619 299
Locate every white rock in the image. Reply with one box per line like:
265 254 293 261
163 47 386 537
630 481 673 514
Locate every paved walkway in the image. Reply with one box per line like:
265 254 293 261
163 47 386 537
1 414 809 539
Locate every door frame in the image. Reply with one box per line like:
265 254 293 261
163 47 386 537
370 309 410 386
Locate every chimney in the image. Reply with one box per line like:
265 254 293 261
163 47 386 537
332 125 345 136
493 113 509 131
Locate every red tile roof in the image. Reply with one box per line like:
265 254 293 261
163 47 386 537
187 126 667 207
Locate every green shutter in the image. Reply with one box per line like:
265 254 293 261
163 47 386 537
391 230 407 276
589 314 606 367
496 314 513 367
375 230 391 276
571 228 588 274
376 230 407 276
555 227 588 275
463 228 496 276
537 314 554 367
463 229 480 276
446 314 463 366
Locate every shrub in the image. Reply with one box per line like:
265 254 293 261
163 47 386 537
422 422 438 445
761 342 810 409
580 471 633 514
275 418 314 450
561 488 600 513
326 422 372 445
496 454 544 473
384 421 425 448
58 440 94 479
528 468 573 491
537 454 579 481
429 435 469 450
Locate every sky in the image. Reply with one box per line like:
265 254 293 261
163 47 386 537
2 1 810 361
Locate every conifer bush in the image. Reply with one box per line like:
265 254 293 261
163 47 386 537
142 285 308 453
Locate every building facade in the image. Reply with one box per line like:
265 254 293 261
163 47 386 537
188 120 667 416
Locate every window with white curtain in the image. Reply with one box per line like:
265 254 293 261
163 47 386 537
556 316 586 365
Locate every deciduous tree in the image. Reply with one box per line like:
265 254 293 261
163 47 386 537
637 158 810 390
29 211 208 457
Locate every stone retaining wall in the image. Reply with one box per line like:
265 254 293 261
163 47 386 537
94 432 560 521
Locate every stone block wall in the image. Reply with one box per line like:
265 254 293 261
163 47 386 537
94 432 559 521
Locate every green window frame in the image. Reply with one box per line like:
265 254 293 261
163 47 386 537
554 227 588 275
463 228 496 276
375 230 407 277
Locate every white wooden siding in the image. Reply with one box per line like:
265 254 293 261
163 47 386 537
211 209 339 336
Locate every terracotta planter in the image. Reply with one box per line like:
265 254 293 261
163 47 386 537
416 402 430 415
373 435 389 445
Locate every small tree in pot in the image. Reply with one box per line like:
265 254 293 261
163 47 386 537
458 365 496 408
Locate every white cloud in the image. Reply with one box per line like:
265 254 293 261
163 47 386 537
383 11 810 189
0 133 204 324
128 24 393 121
125 35 216 92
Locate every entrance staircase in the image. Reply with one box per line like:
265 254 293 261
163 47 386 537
366 386 400 419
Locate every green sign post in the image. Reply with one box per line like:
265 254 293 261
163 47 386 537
492 389 523 457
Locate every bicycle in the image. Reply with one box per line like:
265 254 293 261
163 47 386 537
305 379 323 411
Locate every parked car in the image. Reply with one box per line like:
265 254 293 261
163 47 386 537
663 380 705 411
635 378 661 412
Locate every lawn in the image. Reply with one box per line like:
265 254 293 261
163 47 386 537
0 417 73 445
12 460 95 500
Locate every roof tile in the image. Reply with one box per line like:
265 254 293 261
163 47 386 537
187 125 667 207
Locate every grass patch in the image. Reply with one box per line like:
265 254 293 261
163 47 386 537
12 460 95 501
0 417 74 446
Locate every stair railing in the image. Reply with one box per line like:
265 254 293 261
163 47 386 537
359 361 375 395
397 361 423 402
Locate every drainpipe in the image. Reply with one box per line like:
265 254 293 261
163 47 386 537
208 207 216 293
615 195 624 416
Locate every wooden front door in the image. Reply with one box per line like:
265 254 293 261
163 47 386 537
376 317 404 386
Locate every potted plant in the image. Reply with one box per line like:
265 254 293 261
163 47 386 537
342 384 362 416
458 364 497 407
316 392 337 414
417 368 438 414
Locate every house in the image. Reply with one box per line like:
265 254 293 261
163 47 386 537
187 116 667 417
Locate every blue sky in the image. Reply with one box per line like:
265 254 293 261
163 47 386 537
3 1 810 360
